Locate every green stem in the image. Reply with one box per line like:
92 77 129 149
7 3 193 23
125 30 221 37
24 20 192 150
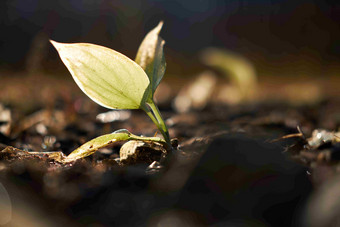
141 100 171 149
129 134 166 144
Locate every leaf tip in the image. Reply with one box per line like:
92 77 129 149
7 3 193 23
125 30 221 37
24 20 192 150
49 39 62 51
155 21 164 34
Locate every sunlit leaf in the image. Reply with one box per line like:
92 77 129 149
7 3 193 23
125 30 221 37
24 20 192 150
135 21 166 95
50 40 151 110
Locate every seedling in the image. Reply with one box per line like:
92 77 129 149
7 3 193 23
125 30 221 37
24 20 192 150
201 48 258 101
51 22 171 162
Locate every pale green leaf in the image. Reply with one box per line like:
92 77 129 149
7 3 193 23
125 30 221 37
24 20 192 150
200 48 257 99
50 40 151 110
135 21 166 95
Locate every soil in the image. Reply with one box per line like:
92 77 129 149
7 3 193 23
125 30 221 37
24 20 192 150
0 73 339 227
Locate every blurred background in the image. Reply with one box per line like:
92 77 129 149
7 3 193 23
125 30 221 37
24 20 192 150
0 0 339 108
1 0 340 74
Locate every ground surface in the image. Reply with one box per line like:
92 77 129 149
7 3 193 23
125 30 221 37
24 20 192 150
0 72 339 226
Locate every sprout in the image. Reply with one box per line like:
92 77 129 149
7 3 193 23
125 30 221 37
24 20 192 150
51 22 171 161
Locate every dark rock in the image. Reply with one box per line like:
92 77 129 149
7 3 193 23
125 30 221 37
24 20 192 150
172 134 312 226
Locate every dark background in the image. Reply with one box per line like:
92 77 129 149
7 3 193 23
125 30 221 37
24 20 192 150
0 0 339 77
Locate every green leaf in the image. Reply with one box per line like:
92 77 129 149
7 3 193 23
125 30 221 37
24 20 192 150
64 129 131 162
50 40 151 110
135 21 166 95
64 129 167 162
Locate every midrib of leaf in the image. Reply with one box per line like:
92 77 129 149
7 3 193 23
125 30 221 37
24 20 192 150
82 49 140 98
79 60 132 101
69 48 146 108
68 60 136 108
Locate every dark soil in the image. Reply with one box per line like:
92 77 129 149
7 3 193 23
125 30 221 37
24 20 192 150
0 74 339 227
